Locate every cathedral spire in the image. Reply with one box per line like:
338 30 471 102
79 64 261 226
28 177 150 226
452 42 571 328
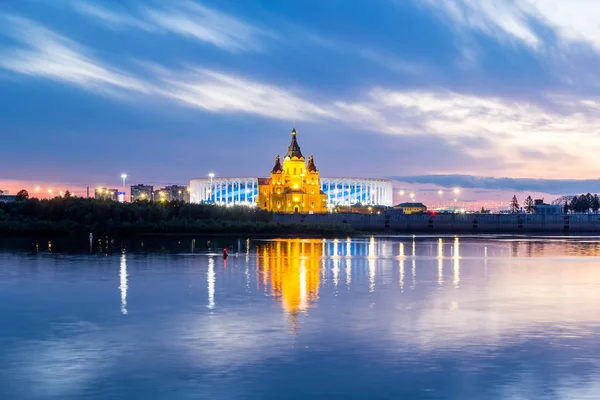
271 155 283 173
285 128 303 159
307 155 317 172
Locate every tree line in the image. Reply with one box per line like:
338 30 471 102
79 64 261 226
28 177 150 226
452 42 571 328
509 194 600 214
0 194 350 236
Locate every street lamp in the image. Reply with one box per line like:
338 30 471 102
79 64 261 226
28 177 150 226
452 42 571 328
120 174 128 202
453 187 460 208
399 190 405 204
409 192 415 201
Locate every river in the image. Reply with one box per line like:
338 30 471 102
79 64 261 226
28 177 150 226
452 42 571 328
1 235 600 399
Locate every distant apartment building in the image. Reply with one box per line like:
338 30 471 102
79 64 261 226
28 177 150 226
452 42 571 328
0 190 16 203
154 185 190 202
95 188 119 201
130 184 154 201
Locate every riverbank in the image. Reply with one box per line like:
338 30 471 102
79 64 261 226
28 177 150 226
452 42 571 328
0 198 352 237
4 197 600 236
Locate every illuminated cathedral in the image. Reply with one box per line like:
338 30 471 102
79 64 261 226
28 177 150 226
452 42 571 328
257 128 328 213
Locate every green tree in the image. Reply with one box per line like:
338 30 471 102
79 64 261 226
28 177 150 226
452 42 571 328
570 196 579 213
15 189 29 201
510 195 519 213
524 196 534 214
64 190 72 198
593 194 600 213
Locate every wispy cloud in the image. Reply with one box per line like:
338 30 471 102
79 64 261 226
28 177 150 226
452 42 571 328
151 66 335 121
74 1 274 52
0 18 330 121
421 0 540 49
0 17 149 94
4 17 600 178
420 0 600 53
335 88 600 177
72 3 153 31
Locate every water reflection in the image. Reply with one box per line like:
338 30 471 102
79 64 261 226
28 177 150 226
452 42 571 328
207 256 215 309
453 237 460 289
256 240 321 320
438 238 444 286
119 250 128 315
4 236 600 399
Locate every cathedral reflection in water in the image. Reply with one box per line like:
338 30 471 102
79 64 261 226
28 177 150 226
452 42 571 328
256 239 323 317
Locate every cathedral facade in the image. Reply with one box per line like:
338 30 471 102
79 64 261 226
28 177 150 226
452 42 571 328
257 129 328 213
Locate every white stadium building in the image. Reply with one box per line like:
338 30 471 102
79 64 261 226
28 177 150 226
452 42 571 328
189 177 393 207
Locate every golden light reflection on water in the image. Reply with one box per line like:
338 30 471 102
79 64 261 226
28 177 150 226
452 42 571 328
257 240 322 319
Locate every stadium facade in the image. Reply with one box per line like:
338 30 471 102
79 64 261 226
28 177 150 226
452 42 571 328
189 176 393 207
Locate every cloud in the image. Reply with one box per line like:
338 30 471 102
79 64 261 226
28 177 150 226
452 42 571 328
72 3 153 31
421 0 540 49
390 174 600 195
74 1 274 52
4 17 600 178
0 18 330 122
151 66 334 121
421 0 600 54
0 17 149 95
335 88 600 177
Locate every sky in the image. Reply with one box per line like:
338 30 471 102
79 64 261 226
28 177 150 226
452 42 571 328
2 0 600 205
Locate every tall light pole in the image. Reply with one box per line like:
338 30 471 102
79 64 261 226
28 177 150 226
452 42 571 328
453 187 460 209
399 190 405 204
121 174 128 202
409 192 415 201
438 190 443 208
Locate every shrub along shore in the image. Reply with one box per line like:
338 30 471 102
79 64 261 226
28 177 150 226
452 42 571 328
0 197 352 237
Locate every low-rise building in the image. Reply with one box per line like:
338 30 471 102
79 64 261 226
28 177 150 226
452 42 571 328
534 199 563 215
95 188 119 201
131 184 154 202
154 185 189 202
393 202 428 214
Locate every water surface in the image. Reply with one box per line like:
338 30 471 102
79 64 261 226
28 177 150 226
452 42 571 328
2 235 600 399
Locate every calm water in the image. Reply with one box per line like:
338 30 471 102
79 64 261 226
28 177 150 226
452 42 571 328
2 235 600 399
